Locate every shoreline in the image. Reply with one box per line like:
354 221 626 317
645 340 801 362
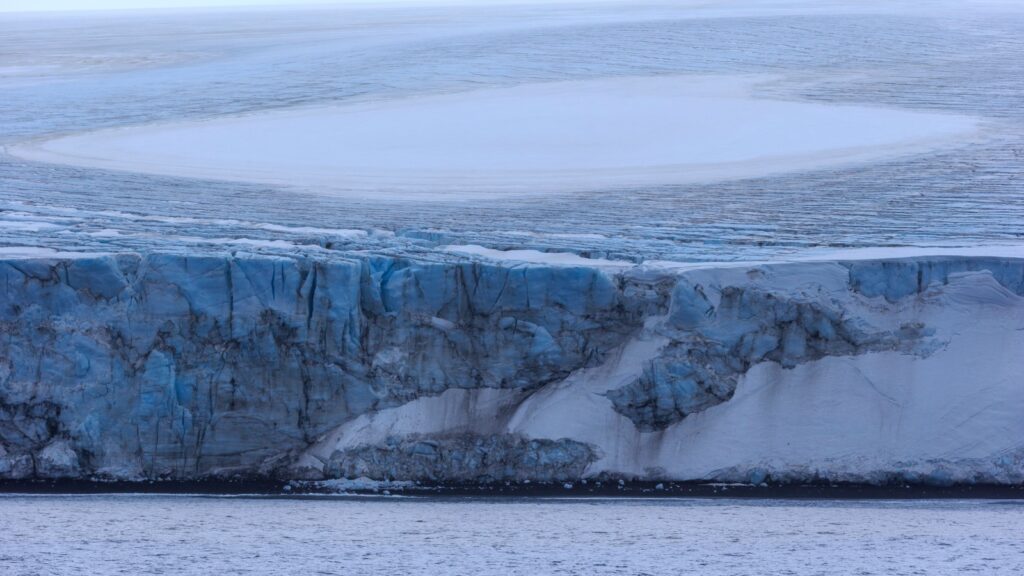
3 479 1023 500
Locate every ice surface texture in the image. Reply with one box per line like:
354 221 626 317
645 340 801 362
2 3 1024 260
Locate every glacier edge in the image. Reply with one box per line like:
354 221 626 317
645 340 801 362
1 251 1022 485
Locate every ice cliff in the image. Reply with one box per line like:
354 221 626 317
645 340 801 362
1 251 1022 485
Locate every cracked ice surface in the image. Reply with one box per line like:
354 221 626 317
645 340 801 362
0 0 1022 261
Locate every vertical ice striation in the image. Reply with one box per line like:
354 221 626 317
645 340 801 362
1 252 1022 485
0 252 644 479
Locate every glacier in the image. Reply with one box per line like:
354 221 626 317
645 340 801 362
2 249 1021 485
2 0 1024 488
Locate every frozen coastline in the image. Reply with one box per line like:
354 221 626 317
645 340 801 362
2 0 1024 488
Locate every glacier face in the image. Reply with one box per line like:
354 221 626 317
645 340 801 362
2 251 1021 485
2 2 1023 488
0 251 649 480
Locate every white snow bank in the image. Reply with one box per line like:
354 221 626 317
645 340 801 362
8 75 980 198
523 266 1024 481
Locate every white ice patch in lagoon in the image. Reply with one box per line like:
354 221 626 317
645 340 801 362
8 75 980 198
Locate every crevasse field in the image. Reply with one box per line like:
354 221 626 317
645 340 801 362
1 0 1024 574
2 0 1023 258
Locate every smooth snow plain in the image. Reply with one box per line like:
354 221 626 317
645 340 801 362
9 75 979 196
0 495 1022 576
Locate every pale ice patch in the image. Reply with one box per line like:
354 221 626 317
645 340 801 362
8 75 981 199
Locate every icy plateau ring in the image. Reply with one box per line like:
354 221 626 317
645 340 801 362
7 75 980 198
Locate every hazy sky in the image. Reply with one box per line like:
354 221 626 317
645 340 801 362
0 0 415 12
0 0 627 13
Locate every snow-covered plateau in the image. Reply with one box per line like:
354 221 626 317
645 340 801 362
1 0 1023 486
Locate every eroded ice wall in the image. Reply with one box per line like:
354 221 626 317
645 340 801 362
1 252 1022 484
0 252 653 479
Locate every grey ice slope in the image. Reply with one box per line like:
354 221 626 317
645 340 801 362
1 252 1022 484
